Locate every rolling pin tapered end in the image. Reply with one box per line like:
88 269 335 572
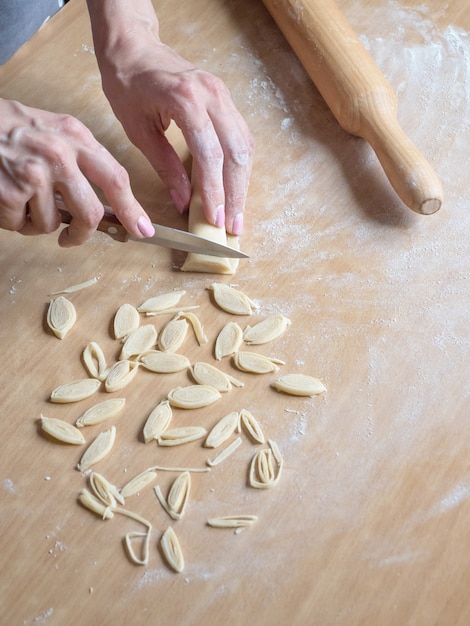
420 198 442 216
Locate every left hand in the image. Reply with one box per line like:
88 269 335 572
89 3 254 235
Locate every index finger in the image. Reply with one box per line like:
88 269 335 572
77 144 155 239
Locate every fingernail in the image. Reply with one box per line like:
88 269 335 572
170 189 186 214
231 213 244 236
137 215 155 238
214 205 225 228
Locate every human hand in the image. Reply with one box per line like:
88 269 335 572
89 2 254 235
0 99 155 246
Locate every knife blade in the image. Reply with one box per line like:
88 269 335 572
55 197 248 259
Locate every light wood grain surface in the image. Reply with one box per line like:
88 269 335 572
1 1 470 624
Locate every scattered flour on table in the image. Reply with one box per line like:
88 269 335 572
80 43 94 55
22 608 54 625
3 478 17 493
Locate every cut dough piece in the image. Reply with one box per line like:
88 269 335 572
180 166 240 275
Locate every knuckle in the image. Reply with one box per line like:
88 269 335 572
230 146 253 167
199 71 230 100
56 113 88 139
109 163 131 193
19 158 45 187
80 204 103 229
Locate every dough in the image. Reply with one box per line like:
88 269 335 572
180 167 240 275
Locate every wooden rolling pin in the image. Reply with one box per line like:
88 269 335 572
262 0 443 214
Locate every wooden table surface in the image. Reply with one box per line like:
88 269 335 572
1 1 470 624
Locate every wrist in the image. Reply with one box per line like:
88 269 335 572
86 0 161 64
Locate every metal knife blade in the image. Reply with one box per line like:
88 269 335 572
55 197 248 259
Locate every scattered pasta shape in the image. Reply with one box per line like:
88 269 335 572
167 385 221 409
160 527 184 573
243 315 291 345
119 324 157 360
114 303 140 340
158 317 188 352
271 374 326 396
82 342 109 381
207 283 256 315
105 360 139 392
154 471 191 520
40 415 85 445
120 469 158 499
137 290 186 314
204 412 240 448
76 398 126 428
40 280 328 571
142 400 172 443
139 351 190 374
76 426 116 472
47 296 77 339
249 440 283 489
50 378 100 403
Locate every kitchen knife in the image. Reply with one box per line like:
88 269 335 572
55 197 248 259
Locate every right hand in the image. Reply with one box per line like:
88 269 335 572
0 98 155 246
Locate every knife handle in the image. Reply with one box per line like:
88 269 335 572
57 205 130 242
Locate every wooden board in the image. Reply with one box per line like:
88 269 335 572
1 0 470 624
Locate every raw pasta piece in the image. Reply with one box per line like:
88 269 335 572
190 362 242 392
154 471 191 520
233 351 284 374
78 488 114 519
139 351 190 374
167 385 221 409
116 508 152 566
119 324 157 360
143 400 172 443
177 310 208 345
105 360 139 392
82 342 109 381
239 409 265 444
144 305 199 317
46 296 76 339
124 529 151 566
76 398 126 428
214 322 243 360
50 378 101 403
249 440 283 489
124 530 150 565
137 290 186 313
40 415 85 445
207 515 258 529
204 412 240 448
158 317 188 352
89 472 124 507
160 527 184 572
114 303 140 340
243 315 291 345
76 426 116 472
206 436 242 467
49 276 98 296
150 465 210 474
157 426 207 447
120 470 158 498
271 374 326 396
207 283 256 315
